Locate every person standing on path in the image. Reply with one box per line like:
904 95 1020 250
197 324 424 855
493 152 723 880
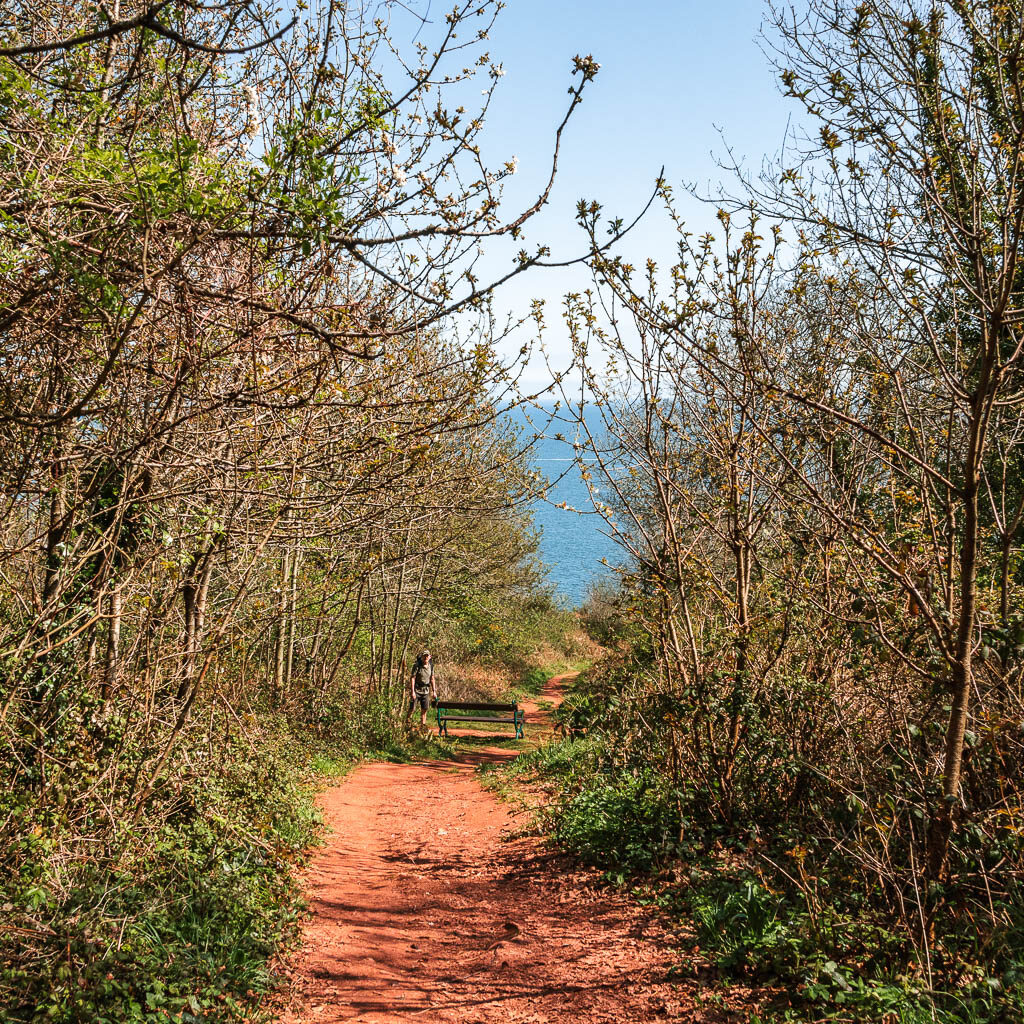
406 649 438 731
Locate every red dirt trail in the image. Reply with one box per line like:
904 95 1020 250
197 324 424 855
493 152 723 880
277 673 713 1023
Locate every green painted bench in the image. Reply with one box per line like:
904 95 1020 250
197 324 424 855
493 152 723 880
435 700 525 739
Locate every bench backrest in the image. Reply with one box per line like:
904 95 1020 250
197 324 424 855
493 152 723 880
436 700 518 713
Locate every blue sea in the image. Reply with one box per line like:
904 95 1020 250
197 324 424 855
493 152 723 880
506 405 621 608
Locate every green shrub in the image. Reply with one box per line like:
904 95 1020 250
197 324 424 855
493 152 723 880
690 879 798 976
553 767 680 878
0 712 339 1023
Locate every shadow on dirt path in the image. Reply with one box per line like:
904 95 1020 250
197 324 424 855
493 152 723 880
277 672 723 1023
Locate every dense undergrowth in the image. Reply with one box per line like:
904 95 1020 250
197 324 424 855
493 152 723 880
3 706 329 1022
498 637 1024 1024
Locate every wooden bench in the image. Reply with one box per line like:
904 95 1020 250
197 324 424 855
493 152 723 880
435 700 524 739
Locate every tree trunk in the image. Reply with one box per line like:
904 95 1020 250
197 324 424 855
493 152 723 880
102 584 122 702
723 538 751 821
285 545 299 691
272 549 291 705
927 470 980 879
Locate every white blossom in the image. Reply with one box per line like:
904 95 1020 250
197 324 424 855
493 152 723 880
241 84 258 134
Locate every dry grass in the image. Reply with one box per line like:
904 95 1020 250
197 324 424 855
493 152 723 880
441 660 512 702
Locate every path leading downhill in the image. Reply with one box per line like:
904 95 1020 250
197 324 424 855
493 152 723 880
278 673 712 1023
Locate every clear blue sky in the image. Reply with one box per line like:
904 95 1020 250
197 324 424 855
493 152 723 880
435 0 797 386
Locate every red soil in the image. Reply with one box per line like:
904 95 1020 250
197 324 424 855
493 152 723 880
277 673 731 1023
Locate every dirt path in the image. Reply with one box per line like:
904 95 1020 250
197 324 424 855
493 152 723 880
278 673 700 1023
